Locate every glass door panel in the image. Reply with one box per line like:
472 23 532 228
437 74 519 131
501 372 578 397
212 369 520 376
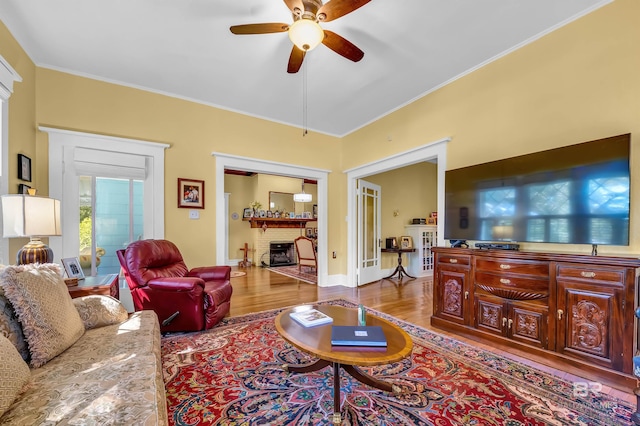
79 176 143 276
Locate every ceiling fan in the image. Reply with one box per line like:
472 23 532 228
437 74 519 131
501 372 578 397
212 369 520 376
230 0 370 73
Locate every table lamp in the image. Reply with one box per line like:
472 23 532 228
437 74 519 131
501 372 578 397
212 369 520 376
1 194 61 264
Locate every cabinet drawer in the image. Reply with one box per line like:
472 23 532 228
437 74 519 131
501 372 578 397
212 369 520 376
475 258 549 277
556 264 625 285
475 271 549 300
437 253 470 266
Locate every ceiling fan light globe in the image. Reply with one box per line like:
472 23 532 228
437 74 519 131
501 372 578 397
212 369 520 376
288 19 324 51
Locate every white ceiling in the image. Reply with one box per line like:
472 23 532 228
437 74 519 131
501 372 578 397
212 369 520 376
0 0 608 137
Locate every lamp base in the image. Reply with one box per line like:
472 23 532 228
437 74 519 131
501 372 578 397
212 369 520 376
16 238 53 265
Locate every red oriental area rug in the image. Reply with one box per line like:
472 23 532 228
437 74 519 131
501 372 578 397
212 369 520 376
161 299 633 425
267 265 317 284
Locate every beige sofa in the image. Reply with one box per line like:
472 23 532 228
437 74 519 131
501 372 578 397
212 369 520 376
0 263 167 425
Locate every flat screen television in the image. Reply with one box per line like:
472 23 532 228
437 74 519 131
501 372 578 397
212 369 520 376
444 134 630 246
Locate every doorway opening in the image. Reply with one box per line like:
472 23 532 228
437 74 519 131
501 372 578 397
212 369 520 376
345 137 450 286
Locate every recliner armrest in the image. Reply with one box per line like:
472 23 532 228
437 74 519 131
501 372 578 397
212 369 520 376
187 266 231 281
147 277 205 291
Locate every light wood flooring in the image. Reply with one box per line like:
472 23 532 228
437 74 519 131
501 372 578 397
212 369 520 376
229 265 636 406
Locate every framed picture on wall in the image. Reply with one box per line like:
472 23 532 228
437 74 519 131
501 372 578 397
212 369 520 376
18 154 31 182
178 178 204 209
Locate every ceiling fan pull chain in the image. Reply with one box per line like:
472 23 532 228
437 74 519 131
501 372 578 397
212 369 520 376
302 58 308 136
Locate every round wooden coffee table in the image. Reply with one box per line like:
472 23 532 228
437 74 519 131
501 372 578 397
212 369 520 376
275 305 413 424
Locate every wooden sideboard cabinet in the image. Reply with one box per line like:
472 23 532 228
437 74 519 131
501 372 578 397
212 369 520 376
431 247 640 390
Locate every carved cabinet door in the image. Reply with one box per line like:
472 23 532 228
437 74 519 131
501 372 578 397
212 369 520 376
475 294 549 349
556 280 624 371
434 266 470 326
507 301 549 349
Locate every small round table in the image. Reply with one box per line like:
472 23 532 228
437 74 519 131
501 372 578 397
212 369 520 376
381 248 416 279
275 305 413 424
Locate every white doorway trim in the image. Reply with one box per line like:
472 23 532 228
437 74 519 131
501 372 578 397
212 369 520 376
345 137 450 286
213 152 331 286
42 127 169 261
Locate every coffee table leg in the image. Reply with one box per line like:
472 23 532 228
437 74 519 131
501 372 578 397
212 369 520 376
333 362 341 425
283 358 331 373
342 364 402 394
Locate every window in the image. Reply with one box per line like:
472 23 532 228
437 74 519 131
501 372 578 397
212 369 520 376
43 127 168 275
79 176 144 275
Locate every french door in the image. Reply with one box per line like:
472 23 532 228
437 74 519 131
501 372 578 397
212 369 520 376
357 179 381 285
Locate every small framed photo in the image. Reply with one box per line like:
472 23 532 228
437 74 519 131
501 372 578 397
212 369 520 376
18 154 31 182
400 236 413 249
178 178 204 209
243 208 252 218
18 184 31 194
313 204 318 218
306 228 314 238
61 257 85 279
266 210 273 218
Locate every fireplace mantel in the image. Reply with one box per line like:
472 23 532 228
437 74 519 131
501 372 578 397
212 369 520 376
243 217 313 229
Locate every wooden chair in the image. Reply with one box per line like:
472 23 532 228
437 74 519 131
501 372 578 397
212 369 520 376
294 236 317 272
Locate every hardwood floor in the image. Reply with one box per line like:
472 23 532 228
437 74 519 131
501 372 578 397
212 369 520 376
229 265 636 406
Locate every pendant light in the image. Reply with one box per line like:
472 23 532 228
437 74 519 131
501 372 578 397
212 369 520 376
293 182 312 203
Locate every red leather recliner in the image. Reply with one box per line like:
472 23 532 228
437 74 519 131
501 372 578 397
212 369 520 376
117 239 233 333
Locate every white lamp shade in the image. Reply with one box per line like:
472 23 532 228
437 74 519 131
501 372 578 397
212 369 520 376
1 195 61 238
293 193 312 203
288 19 324 51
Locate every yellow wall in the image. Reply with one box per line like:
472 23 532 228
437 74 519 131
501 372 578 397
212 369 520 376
0 22 38 258
2 0 640 271
342 0 640 255
30 68 343 269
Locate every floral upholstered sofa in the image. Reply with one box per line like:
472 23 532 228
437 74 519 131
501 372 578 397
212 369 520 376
0 263 167 425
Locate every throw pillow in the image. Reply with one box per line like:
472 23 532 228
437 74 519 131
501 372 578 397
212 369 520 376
1 264 85 368
0 334 30 417
73 295 129 329
0 286 30 361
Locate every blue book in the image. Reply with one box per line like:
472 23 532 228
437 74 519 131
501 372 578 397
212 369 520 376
331 325 387 347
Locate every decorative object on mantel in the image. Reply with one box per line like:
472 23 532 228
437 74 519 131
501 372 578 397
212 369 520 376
243 217 313 229
177 178 204 209
249 200 262 216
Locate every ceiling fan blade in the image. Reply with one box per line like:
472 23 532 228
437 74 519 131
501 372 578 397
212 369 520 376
283 0 304 13
230 23 289 35
287 46 306 73
317 0 371 22
322 30 364 62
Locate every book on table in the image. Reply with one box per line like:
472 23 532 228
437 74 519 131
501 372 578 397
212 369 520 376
289 308 333 327
331 325 387 347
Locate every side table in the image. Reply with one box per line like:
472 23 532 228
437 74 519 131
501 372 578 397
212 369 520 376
381 248 416 279
66 273 120 299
